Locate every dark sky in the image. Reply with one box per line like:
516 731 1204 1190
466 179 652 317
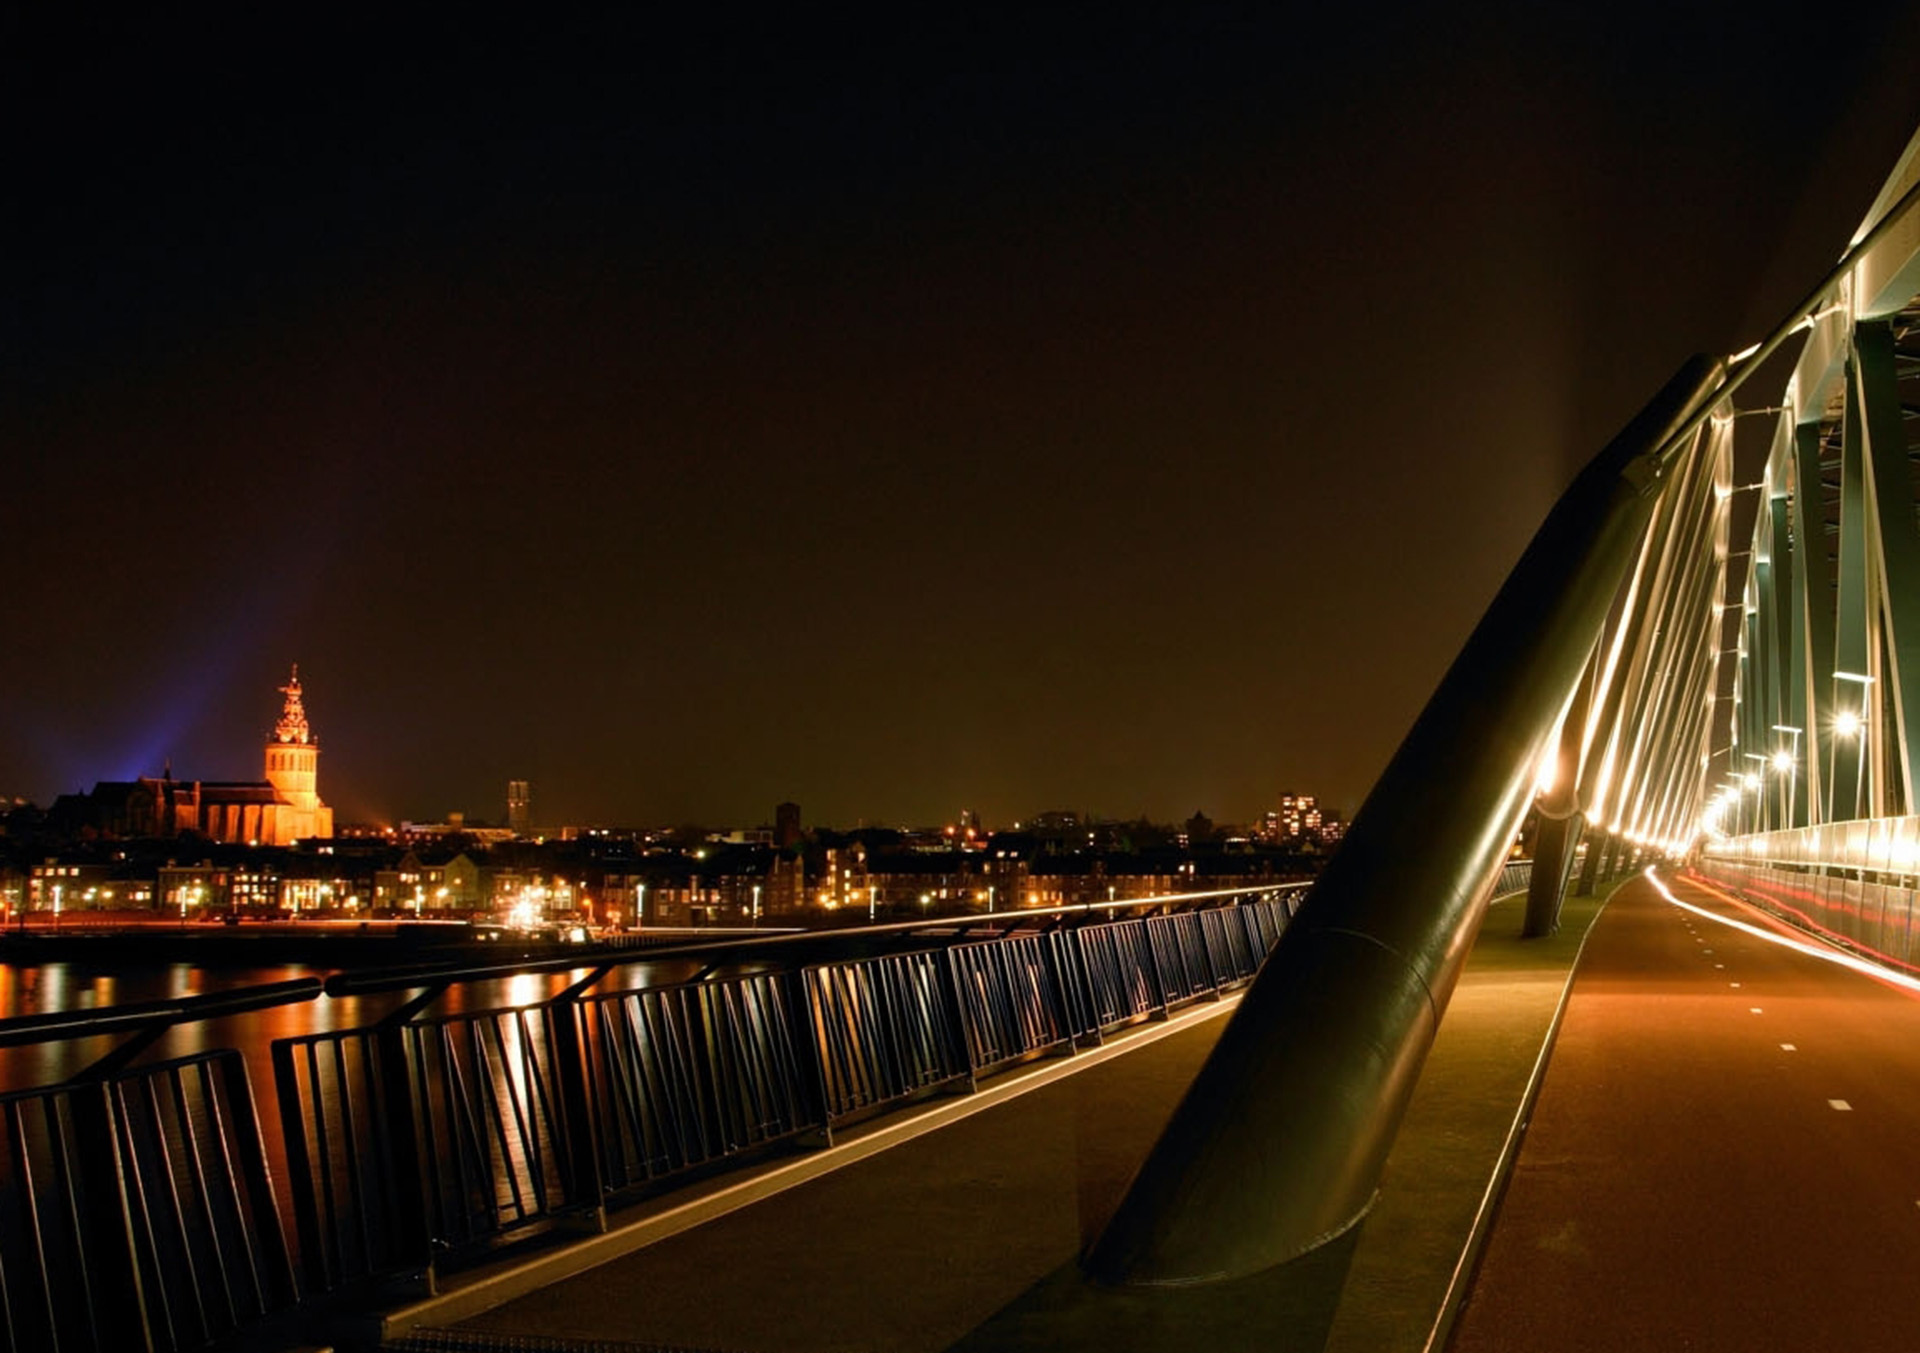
9 9 1920 831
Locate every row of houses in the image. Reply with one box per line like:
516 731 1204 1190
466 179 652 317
4 839 1314 928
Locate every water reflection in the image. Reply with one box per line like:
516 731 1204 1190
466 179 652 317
0 954 717 1092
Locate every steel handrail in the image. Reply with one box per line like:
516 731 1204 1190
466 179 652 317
319 883 1310 997
0 976 324 1048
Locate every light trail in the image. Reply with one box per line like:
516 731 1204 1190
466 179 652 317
1646 867 1920 996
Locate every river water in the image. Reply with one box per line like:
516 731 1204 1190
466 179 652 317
0 953 706 1093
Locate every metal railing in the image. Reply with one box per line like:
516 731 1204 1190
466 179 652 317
0 984 317 1353
0 885 1302 1348
1698 820 1920 972
1493 859 1533 898
277 887 1304 1298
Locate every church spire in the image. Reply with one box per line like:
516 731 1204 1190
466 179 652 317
274 663 313 745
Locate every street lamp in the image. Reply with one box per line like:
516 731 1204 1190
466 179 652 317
1832 672 1874 820
751 884 761 928
1771 723 1802 830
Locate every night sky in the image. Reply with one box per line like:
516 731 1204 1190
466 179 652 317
10 10 1920 831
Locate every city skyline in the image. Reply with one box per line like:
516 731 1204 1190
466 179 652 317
10 13 1920 831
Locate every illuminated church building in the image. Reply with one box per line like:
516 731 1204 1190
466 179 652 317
194 665 334 845
87 667 335 845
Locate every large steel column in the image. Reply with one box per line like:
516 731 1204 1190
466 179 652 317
1084 356 1720 1288
1833 365 1870 819
1575 825 1608 895
1791 418 1837 823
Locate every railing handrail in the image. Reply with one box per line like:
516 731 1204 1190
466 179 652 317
0 976 324 1048
319 883 1311 997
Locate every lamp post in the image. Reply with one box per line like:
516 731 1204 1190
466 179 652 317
751 883 761 928
1771 724 1802 830
1833 671 1874 822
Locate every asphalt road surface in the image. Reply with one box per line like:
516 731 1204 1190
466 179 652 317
1452 869 1920 1351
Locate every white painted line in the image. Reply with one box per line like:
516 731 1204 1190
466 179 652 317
1715 963 1725 969
1781 1043 1797 1051
1731 982 1742 988
1830 1099 1853 1111
1750 1007 1764 1014
1650 870 1920 996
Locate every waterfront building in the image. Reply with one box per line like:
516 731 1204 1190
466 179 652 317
174 666 336 846
66 667 336 847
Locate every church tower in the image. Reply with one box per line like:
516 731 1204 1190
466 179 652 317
263 664 332 839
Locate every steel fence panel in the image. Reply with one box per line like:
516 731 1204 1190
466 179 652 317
948 936 1072 1072
803 955 968 1120
579 972 816 1194
1067 919 1162 1030
0 1051 296 1353
1144 913 1214 1005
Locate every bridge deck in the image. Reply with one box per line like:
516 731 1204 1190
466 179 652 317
1454 872 1920 1351
385 889 1597 1352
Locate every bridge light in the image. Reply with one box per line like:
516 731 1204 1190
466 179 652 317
1771 751 1793 772
1834 711 1862 738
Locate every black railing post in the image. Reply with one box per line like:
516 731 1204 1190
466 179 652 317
1142 918 1173 1019
64 1080 155 1351
269 1039 329 1292
1036 930 1082 1054
1055 928 1102 1046
213 1052 299 1314
937 948 981 1090
373 999 438 1293
1194 911 1225 1000
788 968 837 1147
544 993 607 1232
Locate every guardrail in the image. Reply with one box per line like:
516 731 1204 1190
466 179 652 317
1699 821 1920 972
1493 859 1532 898
0 886 1305 1347
0 982 321 1353
275 888 1307 1299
